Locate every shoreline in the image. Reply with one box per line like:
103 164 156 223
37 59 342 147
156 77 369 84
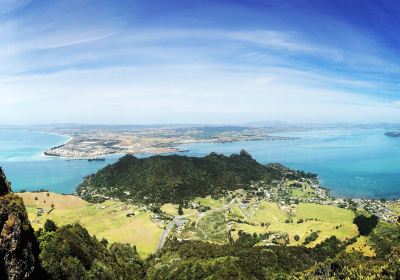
42 134 299 160
3 127 400 201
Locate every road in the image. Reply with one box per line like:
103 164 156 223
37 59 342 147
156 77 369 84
156 204 231 251
156 216 179 251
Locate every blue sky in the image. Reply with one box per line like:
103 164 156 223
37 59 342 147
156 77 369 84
1 0 400 124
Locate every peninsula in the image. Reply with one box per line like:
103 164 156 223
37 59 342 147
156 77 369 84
43 125 298 159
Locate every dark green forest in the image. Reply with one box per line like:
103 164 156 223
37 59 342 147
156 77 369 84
77 151 315 204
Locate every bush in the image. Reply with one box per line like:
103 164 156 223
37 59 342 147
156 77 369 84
44 219 57 232
294 235 300 241
303 232 319 245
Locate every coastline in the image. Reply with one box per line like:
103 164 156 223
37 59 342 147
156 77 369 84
3 127 400 200
40 133 73 159
42 133 299 160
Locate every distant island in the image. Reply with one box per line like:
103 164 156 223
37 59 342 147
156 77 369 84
384 131 400 137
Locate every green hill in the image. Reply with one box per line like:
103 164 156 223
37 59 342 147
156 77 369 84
77 150 314 204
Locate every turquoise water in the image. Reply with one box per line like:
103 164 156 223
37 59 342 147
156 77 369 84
178 128 400 199
0 130 119 193
1 128 400 199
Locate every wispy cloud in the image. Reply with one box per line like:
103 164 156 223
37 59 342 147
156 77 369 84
1 0 400 124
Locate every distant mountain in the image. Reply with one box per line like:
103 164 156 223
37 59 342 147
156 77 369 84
0 168 43 280
77 151 315 204
244 121 293 127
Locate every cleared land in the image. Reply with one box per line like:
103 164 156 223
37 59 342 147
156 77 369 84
19 191 363 256
194 196 224 208
19 192 162 257
196 210 228 243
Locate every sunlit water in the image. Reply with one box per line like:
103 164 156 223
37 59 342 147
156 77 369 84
1 128 400 199
178 128 400 199
0 129 119 193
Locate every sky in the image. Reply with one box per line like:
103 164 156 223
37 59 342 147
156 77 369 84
1 0 400 124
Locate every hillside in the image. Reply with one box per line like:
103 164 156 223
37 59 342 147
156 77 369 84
20 192 162 257
20 192 360 257
77 150 315 204
1 163 400 279
0 168 43 280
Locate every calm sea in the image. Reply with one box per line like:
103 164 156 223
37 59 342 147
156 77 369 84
0 129 119 194
1 128 400 199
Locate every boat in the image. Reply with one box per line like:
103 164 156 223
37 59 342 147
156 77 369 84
88 158 106 162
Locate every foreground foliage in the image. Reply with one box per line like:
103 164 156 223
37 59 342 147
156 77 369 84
37 223 145 280
27 219 400 280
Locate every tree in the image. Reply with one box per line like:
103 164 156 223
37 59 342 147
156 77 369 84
44 219 57 232
178 204 184 215
303 232 319 245
353 215 379 236
100 238 109 247
294 235 300 241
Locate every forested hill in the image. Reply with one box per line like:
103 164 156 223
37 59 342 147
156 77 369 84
77 150 315 204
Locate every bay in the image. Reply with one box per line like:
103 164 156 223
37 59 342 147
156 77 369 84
0 129 119 193
178 128 400 199
1 127 400 199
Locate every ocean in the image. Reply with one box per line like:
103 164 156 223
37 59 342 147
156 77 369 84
0 129 120 194
1 128 400 199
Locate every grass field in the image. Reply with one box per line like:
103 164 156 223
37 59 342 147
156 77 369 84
161 203 198 219
194 196 224 208
19 192 162 257
251 202 288 223
233 202 359 247
296 203 355 223
227 205 245 220
18 192 361 255
196 210 227 243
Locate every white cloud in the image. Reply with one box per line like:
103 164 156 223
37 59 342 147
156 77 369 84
1 1 400 124
255 76 276 85
1 62 399 124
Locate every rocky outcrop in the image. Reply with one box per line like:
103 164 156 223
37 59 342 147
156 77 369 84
0 169 11 196
0 168 43 280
